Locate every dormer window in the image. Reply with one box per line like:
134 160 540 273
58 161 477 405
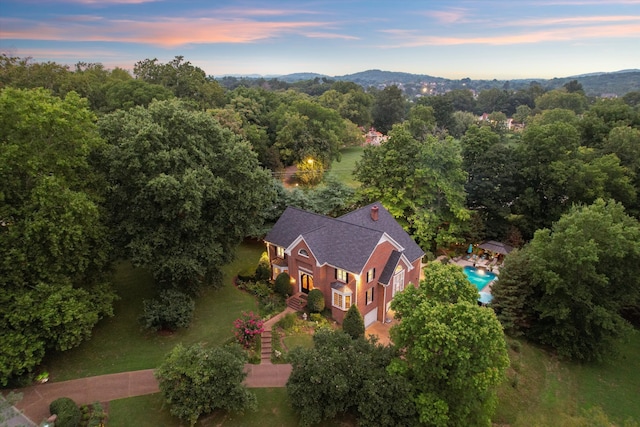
335 268 348 282
298 249 309 258
276 246 285 258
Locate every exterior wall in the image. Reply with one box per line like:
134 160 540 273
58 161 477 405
358 240 398 325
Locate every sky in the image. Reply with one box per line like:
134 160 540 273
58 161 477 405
1 0 639 80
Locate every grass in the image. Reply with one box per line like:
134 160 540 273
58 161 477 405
329 146 364 188
494 331 640 426
43 241 265 381
282 334 313 351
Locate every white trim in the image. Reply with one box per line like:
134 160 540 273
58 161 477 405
331 288 352 311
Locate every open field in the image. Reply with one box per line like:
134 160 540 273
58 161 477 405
42 241 265 381
329 146 364 188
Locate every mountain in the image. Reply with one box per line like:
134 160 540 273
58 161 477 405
219 69 640 97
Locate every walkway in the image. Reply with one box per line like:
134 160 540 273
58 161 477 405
12 308 297 425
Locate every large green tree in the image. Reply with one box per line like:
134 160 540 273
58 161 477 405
355 125 470 253
390 263 509 427
287 329 416 427
372 85 406 134
493 199 640 361
155 343 256 426
97 99 274 291
0 88 115 385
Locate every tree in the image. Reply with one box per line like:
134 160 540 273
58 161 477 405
0 88 115 385
97 99 275 291
139 289 195 332
287 329 416 427
372 85 406 134
155 343 256 426
133 56 225 108
495 199 640 361
355 125 469 253
342 304 365 339
419 262 479 304
390 279 509 426
535 89 587 114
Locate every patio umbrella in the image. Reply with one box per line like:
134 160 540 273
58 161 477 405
478 292 493 305
467 244 473 254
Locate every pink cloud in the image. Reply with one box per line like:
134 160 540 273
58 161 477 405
0 17 335 46
422 8 469 24
382 23 640 47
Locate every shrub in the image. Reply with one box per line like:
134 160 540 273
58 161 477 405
255 252 271 281
307 289 325 313
342 305 365 339
233 311 264 349
155 343 256 426
274 272 293 297
139 289 195 332
277 312 298 330
49 397 81 427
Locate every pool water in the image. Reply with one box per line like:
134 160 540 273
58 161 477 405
463 266 497 290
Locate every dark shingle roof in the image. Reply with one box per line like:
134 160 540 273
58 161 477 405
264 203 424 274
339 202 424 263
378 250 402 285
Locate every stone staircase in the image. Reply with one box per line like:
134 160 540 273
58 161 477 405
259 307 297 365
260 330 273 364
286 293 307 311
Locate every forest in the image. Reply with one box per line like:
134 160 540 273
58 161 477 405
1 54 640 425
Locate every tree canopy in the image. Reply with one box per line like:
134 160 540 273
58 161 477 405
0 87 116 385
492 199 640 361
390 263 509 426
155 343 256 426
355 123 470 253
97 99 274 291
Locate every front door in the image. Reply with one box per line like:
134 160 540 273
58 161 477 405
300 273 314 294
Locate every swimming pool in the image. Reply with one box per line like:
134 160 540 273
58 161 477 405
463 266 497 290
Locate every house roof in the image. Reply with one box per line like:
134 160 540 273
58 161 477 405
339 202 424 263
478 240 514 255
264 202 425 274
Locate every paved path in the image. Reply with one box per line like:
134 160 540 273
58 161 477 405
12 308 298 425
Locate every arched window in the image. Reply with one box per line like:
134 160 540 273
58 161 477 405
298 249 309 258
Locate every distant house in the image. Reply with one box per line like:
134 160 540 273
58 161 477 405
264 203 424 326
363 127 388 146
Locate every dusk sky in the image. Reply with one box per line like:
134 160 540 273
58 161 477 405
1 0 639 79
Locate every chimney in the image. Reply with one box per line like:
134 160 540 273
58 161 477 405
371 205 379 221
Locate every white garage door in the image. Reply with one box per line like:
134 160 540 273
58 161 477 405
364 308 378 327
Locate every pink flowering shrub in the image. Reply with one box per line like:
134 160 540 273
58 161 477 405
233 311 264 349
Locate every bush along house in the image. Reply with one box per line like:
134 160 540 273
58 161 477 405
264 202 424 327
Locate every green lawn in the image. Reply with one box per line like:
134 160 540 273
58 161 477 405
329 146 364 188
43 241 265 381
494 331 640 426
282 334 313 351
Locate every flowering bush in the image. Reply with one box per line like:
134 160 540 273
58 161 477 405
233 311 264 349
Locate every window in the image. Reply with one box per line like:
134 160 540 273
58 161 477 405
365 287 375 305
335 268 348 282
366 268 376 283
298 249 309 257
332 289 352 310
392 266 405 296
276 246 285 258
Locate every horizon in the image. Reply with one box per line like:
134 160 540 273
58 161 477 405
1 0 639 80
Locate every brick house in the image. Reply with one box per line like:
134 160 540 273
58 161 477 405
264 202 424 327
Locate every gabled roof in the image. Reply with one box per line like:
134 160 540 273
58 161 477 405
264 203 425 274
339 202 424 263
